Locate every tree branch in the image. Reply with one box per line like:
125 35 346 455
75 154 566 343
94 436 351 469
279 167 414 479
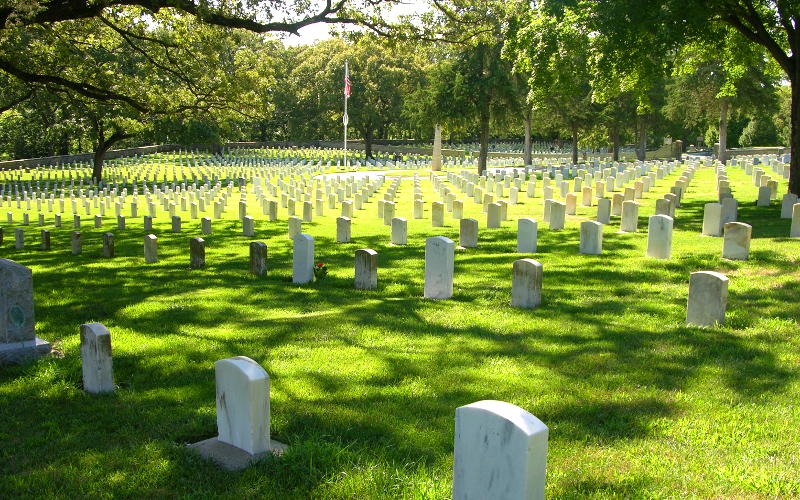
0 57 149 112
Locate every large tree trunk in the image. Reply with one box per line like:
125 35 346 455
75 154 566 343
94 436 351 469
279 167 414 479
571 124 578 164
523 109 532 166
478 101 490 175
718 97 729 164
609 126 621 162
636 115 647 161
790 77 799 195
364 127 373 159
91 130 130 184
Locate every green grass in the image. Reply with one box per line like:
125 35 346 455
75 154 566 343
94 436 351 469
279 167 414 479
1 161 798 498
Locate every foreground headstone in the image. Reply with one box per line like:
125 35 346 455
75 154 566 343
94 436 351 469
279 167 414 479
188 356 286 470
355 249 378 290
80 323 113 394
249 242 267 276
646 215 673 259
517 218 538 253
0 259 50 363
580 220 603 255
686 271 729 327
453 400 548 500
292 233 314 284
190 237 206 269
424 236 454 299
722 222 751 260
511 259 542 309
144 234 158 263
459 218 478 248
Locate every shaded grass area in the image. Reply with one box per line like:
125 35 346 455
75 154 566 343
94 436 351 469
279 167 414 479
0 163 798 498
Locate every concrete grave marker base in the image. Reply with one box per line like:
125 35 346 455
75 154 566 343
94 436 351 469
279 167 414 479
188 437 287 471
0 337 51 364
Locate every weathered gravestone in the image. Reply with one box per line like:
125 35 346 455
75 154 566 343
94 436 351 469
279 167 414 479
190 237 206 269
646 215 673 259
580 220 603 255
424 236 454 299
249 241 268 276
459 218 478 248
722 222 751 260
517 218 538 253
511 259 542 309
453 400 548 500
80 323 114 394
354 249 378 290
188 356 287 470
0 259 50 363
686 271 729 327
292 233 314 284
144 234 158 263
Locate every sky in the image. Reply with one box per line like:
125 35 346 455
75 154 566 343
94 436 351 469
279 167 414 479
282 0 430 46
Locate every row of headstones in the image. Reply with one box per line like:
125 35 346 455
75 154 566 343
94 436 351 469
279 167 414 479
715 165 800 237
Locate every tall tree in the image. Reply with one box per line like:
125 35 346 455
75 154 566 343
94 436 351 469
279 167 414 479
539 0 799 194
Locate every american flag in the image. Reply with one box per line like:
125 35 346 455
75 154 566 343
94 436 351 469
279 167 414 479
344 75 351 98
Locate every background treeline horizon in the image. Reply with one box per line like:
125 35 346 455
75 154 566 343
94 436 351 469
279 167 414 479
0 26 790 163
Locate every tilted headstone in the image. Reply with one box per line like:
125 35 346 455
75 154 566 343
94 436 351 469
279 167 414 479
0 258 50 363
80 323 114 394
453 400 548 500
686 271 729 327
354 249 378 290
511 259 542 309
424 236 454 299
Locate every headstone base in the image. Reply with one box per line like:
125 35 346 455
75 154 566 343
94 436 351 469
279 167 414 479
188 437 287 471
0 337 51 364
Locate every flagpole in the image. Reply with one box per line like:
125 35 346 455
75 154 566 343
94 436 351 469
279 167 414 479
344 61 349 169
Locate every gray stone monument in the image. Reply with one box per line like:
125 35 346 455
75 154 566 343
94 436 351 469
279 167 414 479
0 259 50 363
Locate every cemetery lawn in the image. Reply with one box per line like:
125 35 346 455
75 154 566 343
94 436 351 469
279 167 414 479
1 164 799 498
